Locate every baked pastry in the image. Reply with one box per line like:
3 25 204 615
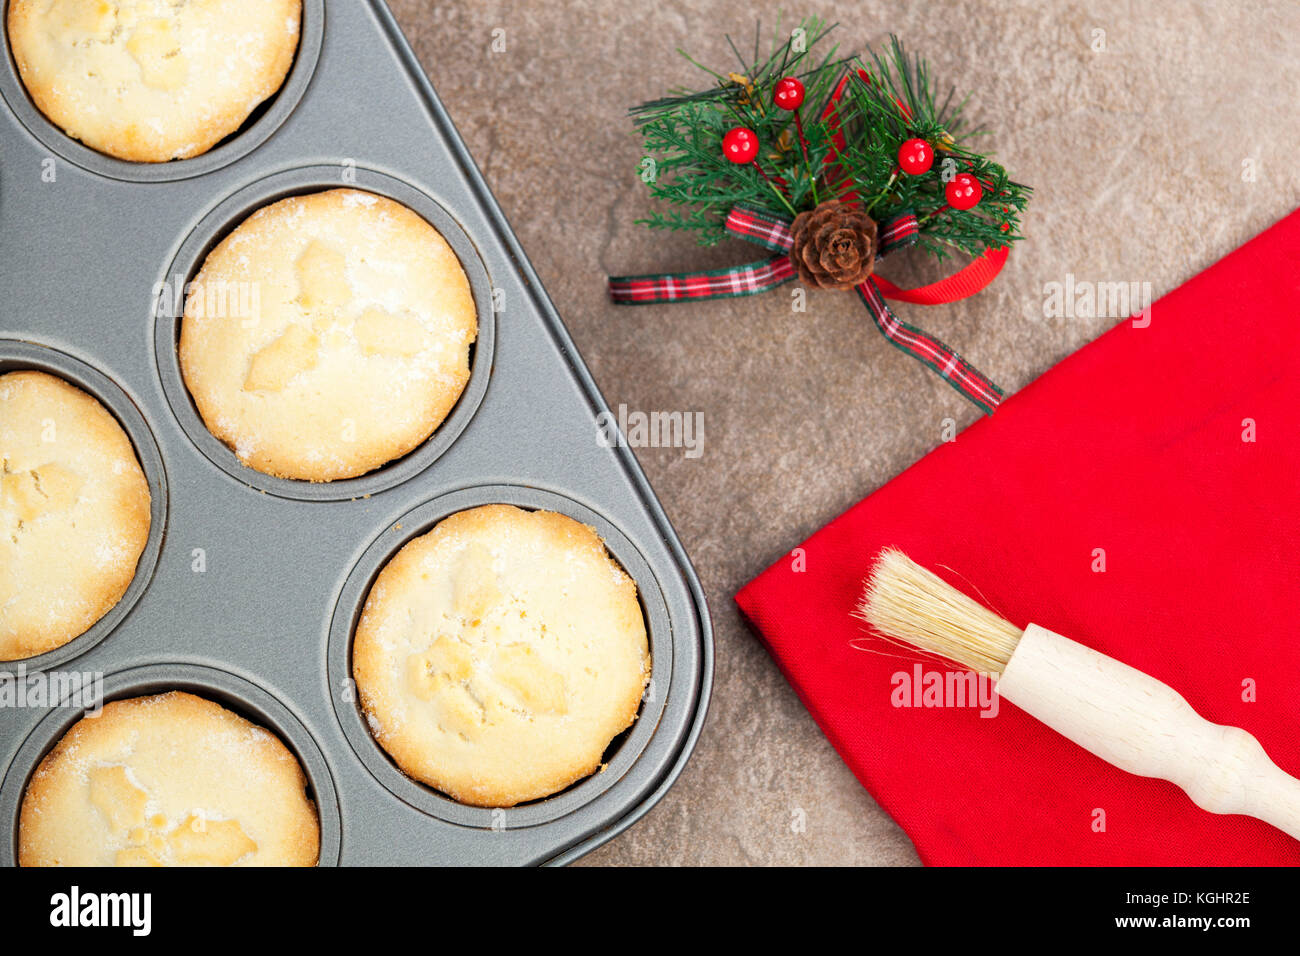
179 188 478 482
0 370 151 661
19 691 320 867
353 505 651 807
6 0 302 162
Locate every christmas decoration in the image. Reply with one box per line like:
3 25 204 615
772 76 805 110
790 200 877 290
608 19 1031 414
721 126 759 163
896 137 933 175
944 172 983 210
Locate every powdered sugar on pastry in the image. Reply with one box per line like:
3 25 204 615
18 691 320 867
7 0 301 162
178 188 478 482
0 371 151 661
352 505 651 807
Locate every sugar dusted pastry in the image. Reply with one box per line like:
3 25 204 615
6 0 302 162
0 370 151 661
353 505 651 807
179 189 477 482
19 691 320 867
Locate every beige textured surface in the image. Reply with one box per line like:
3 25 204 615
387 0 1300 864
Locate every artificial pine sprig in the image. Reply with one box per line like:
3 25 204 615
632 24 1030 260
836 36 1029 259
633 16 849 244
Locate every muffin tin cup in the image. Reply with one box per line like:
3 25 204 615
0 663 342 867
153 164 496 501
0 0 711 865
0 340 168 676
328 485 672 830
0 0 326 183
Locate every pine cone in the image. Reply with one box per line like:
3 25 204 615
789 200 878 291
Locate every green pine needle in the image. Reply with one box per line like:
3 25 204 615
630 24 1031 259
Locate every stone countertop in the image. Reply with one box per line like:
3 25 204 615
387 0 1300 865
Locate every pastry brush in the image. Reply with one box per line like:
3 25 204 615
856 547 1300 841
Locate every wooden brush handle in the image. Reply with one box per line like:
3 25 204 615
997 624 1300 840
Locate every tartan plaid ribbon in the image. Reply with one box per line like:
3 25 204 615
724 204 920 257
856 279 1003 416
609 205 1003 413
605 250 795 303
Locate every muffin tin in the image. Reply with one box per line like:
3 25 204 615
0 0 711 865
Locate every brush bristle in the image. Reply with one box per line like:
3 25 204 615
854 548 1023 674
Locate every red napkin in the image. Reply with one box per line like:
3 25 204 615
736 210 1300 865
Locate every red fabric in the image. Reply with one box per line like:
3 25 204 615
736 210 1300 865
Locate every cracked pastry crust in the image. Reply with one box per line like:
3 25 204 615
6 0 302 162
178 188 478 482
352 505 652 808
19 691 321 867
0 370 151 661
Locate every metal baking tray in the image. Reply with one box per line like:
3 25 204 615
0 0 712 866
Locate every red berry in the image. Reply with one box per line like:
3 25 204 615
897 138 933 175
773 77 805 110
945 173 983 210
722 127 759 164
